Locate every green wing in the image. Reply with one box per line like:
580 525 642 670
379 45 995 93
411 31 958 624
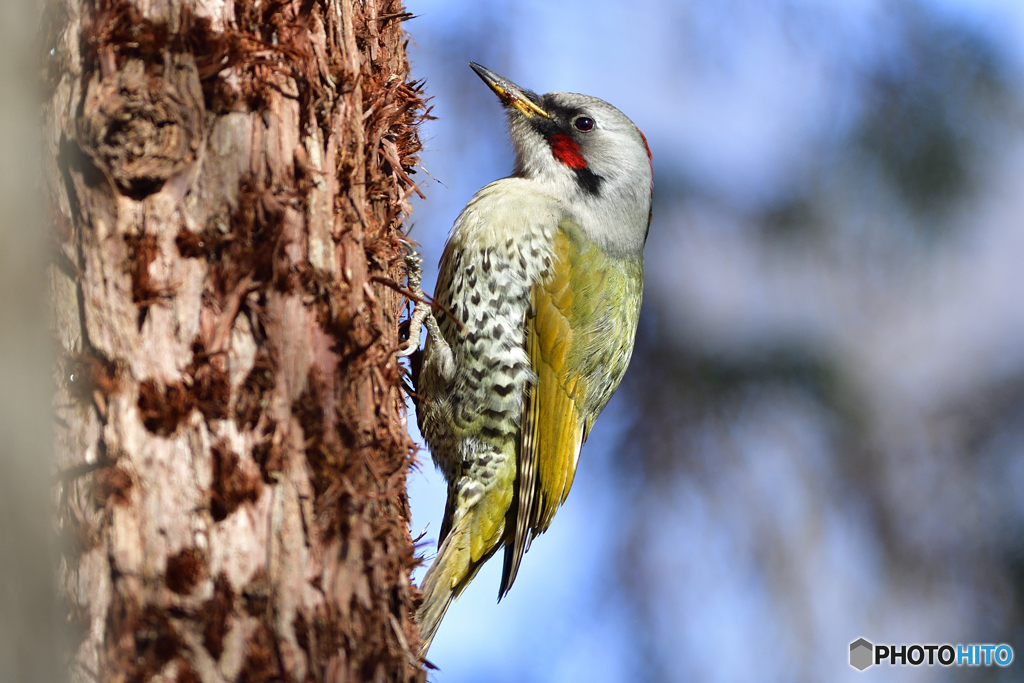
500 218 643 596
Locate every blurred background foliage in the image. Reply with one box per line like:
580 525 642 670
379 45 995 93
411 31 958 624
403 1 1024 680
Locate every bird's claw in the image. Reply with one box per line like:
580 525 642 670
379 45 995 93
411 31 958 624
398 244 429 357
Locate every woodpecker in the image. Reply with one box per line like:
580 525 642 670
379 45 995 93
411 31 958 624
400 63 652 655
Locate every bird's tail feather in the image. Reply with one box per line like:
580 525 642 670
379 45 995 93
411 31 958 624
415 515 485 657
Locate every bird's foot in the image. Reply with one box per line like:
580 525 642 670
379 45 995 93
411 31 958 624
397 244 431 357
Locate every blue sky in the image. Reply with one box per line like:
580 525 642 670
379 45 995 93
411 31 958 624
401 2 1024 680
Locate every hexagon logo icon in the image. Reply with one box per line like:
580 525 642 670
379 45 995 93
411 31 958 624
850 638 873 671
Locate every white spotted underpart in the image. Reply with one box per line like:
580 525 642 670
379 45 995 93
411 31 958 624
417 178 559 533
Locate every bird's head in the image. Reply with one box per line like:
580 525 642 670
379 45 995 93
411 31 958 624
470 62 653 256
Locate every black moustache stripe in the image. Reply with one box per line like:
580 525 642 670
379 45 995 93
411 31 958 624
574 167 603 196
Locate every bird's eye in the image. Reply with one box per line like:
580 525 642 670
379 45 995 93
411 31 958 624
573 116 595 132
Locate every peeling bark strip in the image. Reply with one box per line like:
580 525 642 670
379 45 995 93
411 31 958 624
46 0 429 681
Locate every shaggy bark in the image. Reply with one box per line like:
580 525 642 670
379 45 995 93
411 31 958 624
45 1 427 681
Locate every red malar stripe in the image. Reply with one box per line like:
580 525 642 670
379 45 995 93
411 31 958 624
549 133 588 170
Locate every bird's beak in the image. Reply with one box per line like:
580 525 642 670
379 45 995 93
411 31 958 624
469 62 550 120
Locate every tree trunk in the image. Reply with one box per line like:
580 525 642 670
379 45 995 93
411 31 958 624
46 1 427 681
